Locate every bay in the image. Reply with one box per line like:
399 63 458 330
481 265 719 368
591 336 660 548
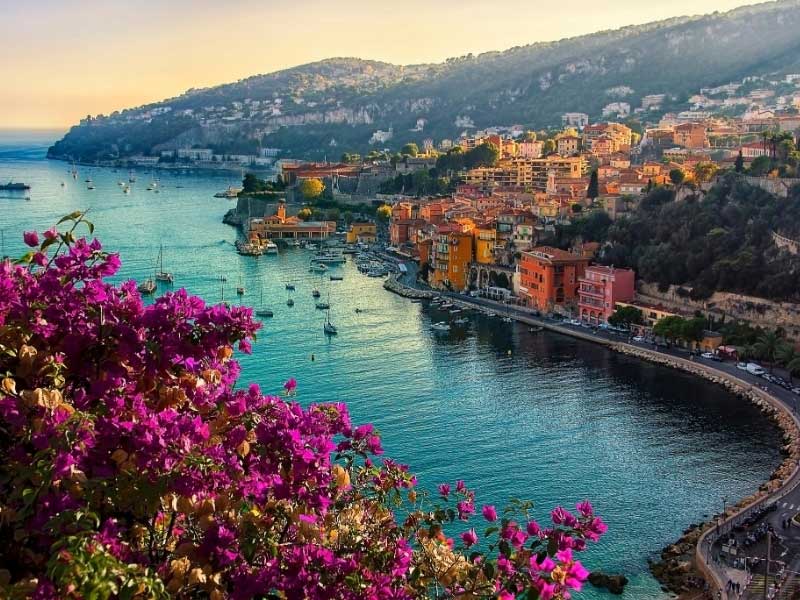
0 134 782 598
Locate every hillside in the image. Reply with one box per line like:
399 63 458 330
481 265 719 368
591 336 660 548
49 0 800 161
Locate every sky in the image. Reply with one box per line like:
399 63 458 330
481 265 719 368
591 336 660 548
0 0 764 129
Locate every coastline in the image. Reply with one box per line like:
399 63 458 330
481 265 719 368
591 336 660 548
384 273 800 597
45 154 274 176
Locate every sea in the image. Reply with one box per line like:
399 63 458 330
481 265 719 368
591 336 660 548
0 130 782 598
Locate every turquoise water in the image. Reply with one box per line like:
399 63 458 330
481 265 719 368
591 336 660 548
0 136 782 598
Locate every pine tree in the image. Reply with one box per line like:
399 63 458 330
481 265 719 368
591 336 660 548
735 150 744 173
587 169 599 200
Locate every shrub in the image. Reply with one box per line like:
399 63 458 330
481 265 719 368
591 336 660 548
0 213 605 599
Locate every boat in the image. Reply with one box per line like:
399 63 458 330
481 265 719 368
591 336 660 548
84 178 92 183
454 317 469 325
0 181 31 191
315 301 330 310
60 181 65 187
311 251 346 264
330 275 343 281
265 241 278 255
235 240 263 256
529 326 544 333
502 317 514 323
214 186 242 199
129 171 136 183
309 263 328 273
312 289 321 298
237 287 245 296
440 303 454 309
285 283 296 290
118 181 125 186
324 309 338 335
87 184 96 190
137 278 156 295
255 288 273 317
431 322 451 332
154 244 174 283
123 185 131 194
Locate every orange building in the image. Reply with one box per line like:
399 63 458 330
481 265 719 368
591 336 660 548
430 223 475 291
518 246 589 312
673 123 709 150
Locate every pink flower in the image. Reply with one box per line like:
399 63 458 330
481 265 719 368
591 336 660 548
576 500 594 517
482 504 498 522
526 520 542 536
455 479 466 493
283 377 297 394
23 231 39 247
43 227 58 241
551 506 577 527
460 528 478 547
438 483 451 499
498 592 514 600
530 553 556 573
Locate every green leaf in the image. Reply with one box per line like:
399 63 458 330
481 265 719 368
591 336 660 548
484 526 499 537
57 211 83 224
483 561 495 579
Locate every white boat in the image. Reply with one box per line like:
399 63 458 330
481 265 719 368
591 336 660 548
137 278 156 295
311 251 346 264
265 241 278 255
431 322 451 332
309 263 328 273
454 317 469 325
87 184 95 190
154 244 174 283
502 317 514 323
123 185 131 194
118 181 125 186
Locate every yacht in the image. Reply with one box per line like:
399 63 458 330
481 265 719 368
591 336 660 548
137 278 156 295
330 275 343 281
154 245 174 283
431 322 451 332
87 183 96 190
315 301 330 310
311 251 346 264
255 288 273 317
265 241 279 255
285 283 296 291
324 310 338 335
311 288 321 298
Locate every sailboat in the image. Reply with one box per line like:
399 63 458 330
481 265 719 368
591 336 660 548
155 244 174 283
255 287 273 318
137 277 156 295
286 289 295 307
236 277 245 296
323 305 337 335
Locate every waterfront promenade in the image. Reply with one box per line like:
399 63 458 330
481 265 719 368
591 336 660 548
383 270 800 600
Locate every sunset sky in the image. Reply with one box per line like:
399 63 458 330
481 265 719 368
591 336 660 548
1 0 762 129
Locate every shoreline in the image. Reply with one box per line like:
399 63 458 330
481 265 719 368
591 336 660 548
383 274 800 597
45 155 274 176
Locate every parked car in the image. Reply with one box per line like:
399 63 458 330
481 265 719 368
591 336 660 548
792 387 800 396
701 352 721 361
568 319 581 326
736 362 749 371
746 363 766 376
632 336 645 343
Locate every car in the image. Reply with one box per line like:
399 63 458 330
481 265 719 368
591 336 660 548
568 319 581 326
701 352 721 361
746 363 765 376
632 336 645 343
736 362 749 371
792 388 800 396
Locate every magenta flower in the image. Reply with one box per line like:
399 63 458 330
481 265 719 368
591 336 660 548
526 520 542 536
43 227 58 241
460 528 478 547
283 377 297 394
482 504 498 522
23 231 39 247
576 499 594 517
438 483 451 499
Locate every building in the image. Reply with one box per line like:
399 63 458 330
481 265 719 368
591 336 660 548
673 123 709 149
248 203 335 241
517 246 589 313
577 266 635 324
430 224 475 291
473 225 497 264
346 222 377 244
464 156 585 191
562 113 590 129
557 135 582 156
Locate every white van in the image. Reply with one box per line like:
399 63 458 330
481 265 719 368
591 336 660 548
746 363 765 376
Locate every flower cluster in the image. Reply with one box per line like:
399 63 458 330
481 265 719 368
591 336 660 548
0 214 605 599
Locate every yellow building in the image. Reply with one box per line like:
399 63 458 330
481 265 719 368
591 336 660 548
474 226 496 264
464 156 586 191
430 225 475 291
346 222 377 244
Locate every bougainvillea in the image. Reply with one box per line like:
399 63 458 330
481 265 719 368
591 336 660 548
0 213 606 599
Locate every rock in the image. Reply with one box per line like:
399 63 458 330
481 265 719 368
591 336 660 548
589 571 629 595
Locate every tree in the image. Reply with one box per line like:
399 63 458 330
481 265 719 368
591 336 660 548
543 139 557 155
749 155 772 177
297 207 313 221
376 204 392 222
571 203 583 214
299 177 324 200
653 315 685 343
523 131 537 142
778 343 800 382
587 169 599 201
669 169 685 187
400 143 419 157
464 142 500 168
694 162 718 184
735 150 744 173
0 217 606 600
754 330 782 372
608 306 644 328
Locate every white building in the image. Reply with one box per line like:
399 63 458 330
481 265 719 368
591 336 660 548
561 112 590 129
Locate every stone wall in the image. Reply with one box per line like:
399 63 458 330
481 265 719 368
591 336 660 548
636 282 800 341
742 175 800 198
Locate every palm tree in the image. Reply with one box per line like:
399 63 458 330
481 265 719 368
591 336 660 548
754 331 782 373
778 343 800 383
